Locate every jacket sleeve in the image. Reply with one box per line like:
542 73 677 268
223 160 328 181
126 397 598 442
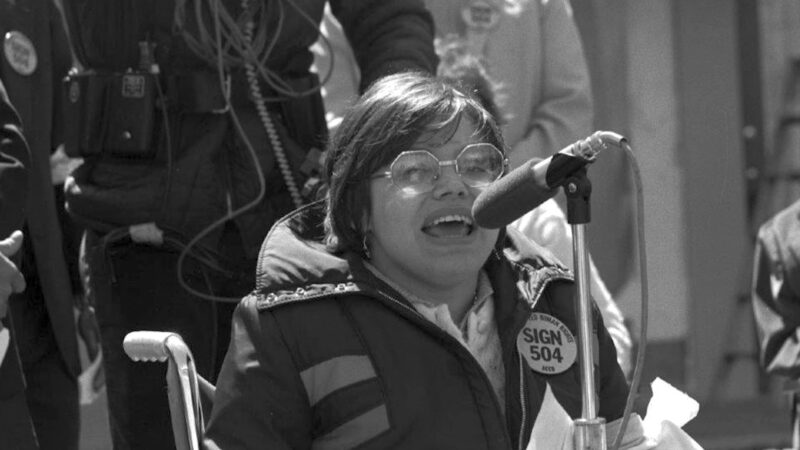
0 79 29 236
508 0 593 169
751 204 800 378
204 296 312 450
330 0 438 92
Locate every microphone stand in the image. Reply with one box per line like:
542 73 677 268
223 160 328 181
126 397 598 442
564 169 606 450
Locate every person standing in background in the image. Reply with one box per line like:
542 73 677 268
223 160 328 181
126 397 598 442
0 76 38 450
751 198 800 448
312 0 633 376
59 1 438 448
752 197 800 379
1 1 82 448
426 0 592 167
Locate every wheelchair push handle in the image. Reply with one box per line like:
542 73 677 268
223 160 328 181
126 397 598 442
123 330 205 450
123 331 188 362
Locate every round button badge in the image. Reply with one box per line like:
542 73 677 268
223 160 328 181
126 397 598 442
4 31 38 76
461 0 500 32
517 313 577 375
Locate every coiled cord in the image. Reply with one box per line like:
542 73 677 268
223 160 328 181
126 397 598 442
242 15 303 209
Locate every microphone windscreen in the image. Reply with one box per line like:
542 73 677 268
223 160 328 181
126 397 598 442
471 159 557 229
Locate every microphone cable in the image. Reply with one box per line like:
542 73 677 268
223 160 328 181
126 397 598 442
242 0 303 210
172 0 335 99
610 139 649 450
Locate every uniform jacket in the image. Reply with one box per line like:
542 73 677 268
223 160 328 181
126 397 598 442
61 0 438 257
752 198 800 378
0 0 80 378
205 202 629 449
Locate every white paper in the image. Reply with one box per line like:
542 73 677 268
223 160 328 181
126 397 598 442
641 377 702 449
642 377 699 436
527 383 572 449
524 377 703 450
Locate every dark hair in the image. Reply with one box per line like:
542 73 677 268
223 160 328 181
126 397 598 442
323 71 506 256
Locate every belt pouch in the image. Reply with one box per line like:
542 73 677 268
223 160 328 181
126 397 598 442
102 71 158 158
63 71 109 158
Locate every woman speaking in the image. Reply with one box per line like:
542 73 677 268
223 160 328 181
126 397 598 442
204 72 639 449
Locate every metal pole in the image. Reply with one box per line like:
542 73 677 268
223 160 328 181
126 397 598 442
572 224 597 419
565 174 606 450
571 224 606 450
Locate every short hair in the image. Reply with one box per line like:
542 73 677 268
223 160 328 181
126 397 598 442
323 71 507 256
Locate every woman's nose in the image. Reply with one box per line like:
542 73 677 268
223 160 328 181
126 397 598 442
432 165 468 198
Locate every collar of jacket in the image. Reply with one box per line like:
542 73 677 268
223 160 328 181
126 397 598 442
253 201 573 311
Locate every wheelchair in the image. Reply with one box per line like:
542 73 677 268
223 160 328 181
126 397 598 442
123 331 214 450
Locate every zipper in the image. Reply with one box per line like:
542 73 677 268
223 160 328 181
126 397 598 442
504 269 572 450
374 288 425 318
226 190 234 218
373 287 516 450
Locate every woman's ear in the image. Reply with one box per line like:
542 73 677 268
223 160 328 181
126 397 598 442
360 207 372 233
360 214 373 259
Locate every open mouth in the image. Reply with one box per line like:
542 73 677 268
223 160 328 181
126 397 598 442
421 214 475 238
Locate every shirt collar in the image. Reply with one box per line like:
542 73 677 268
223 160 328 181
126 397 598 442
363 261 494 325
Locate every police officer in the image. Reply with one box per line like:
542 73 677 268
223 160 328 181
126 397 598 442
59 1 437 448
1 1 82 448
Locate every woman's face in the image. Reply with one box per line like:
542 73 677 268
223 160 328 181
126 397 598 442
367 119 501 291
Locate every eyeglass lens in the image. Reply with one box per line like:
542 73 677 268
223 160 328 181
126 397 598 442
390 144 504 191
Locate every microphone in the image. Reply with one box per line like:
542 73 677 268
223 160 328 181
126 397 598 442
472 131 626 229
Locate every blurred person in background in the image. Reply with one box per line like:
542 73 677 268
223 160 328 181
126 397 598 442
58 0 437 448
751 197 800 448
0 75 38 450
1 1 85 448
